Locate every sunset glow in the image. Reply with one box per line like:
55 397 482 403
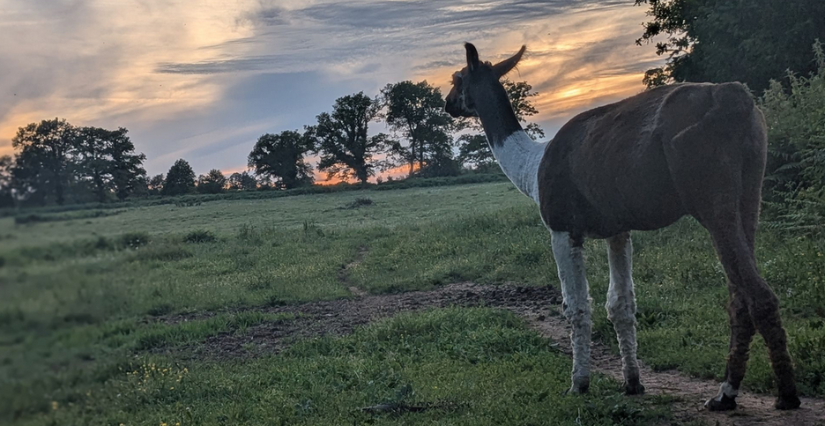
314 163 420 186
0 1 663 176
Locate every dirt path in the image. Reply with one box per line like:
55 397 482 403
524 311 825 426
172 282 825 426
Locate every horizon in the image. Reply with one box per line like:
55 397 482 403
0 0 663 181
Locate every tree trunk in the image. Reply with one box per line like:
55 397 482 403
409 143 416 178
94 171 106 203
55 182 65 205
357 168 368 185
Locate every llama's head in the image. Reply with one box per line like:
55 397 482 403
444 43 526 118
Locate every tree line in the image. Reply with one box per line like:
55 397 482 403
0 79 542 207
244 79 543 190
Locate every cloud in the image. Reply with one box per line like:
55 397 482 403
0 0 664 174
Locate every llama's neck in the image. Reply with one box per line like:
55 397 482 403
475 86 546 203
488 130 545 202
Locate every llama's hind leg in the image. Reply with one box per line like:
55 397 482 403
705 286 756 411
551 230 592 394
706 221 799 410
706 163 764 410
606 232 644 395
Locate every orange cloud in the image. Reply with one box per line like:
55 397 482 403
415 4 663 135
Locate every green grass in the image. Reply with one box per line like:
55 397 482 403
0 183 522 252
1 181 824 424
8 309 669 426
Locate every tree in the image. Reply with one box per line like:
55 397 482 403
248 130 315 189
457 134 496 170
504 80 545 140
162 159 196 196
313 92 391 184
12 118 76 205
634 0 825 91
73 127 111 202
197 169 227 194
73 126 145 202
228 171 257 191
130 175 150 198
108 128 146 200
381 81 456 177
0 156 14 208
457 80 545 170
148 174 165 195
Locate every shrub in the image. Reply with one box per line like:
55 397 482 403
761 41 825 235
343 197 373 209
13 210 123 225
130 245 192 262
183 230 217 243
146 303 173 317
119 232 150 249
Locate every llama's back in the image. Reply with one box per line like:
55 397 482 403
538 82 765 237
658 82 768 222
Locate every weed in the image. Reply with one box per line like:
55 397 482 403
183 230 216 243
119 232 150 249
342 197 374 209
130 244 192 262
147 303 173 317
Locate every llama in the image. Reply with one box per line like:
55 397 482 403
444 43 801 411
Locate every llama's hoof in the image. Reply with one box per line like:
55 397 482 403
566 379 589 395
775 395 801 410
564 385 589 395
705 393 737 411
623 380 645 395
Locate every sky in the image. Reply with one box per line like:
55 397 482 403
0 0 664 181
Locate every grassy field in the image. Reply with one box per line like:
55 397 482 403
1 182 823 425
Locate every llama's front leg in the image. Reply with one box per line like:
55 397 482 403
551 230 592 394
606 232 644 395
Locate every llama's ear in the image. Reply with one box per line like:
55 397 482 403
492 45 526 78
465 43 480 71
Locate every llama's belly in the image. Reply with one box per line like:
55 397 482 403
584 174 687 235
539 168 687 239
541 198 685 240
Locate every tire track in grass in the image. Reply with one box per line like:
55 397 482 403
338 245 369 297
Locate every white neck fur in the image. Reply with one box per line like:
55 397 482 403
489 130 546 203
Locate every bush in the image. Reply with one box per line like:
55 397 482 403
343 197 373 209
761 41 825 235
119 232 150 249
13 210 123 224
183 230 217 243
130 245 192 262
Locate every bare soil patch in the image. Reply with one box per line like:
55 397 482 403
173 282 558 359
168 282 824 426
